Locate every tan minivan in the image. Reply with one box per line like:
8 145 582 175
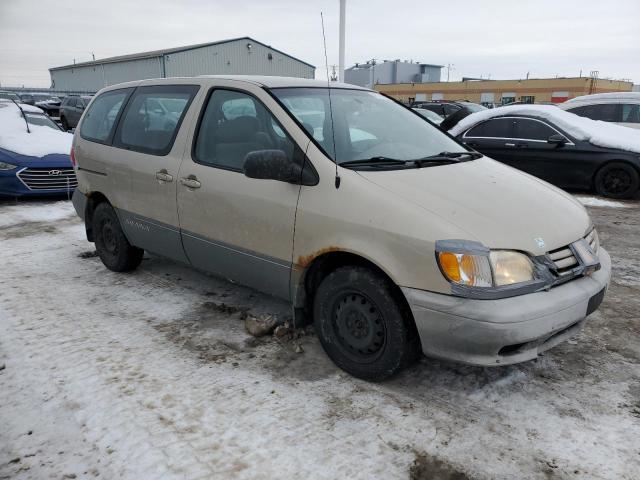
71 76 611 380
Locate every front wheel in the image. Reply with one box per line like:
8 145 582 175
594 162 639 199
92 202 143 272
313 266 419 381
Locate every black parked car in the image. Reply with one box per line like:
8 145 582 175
18 93 35 105
35 96 62 118
411 100 486 118
449 107 640 198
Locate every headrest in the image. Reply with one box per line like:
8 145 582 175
217 116 259 143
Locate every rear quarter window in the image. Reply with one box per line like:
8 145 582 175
114 84 199 156
80 88 133 144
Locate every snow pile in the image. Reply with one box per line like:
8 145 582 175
574 195 628 208
0 100 72 157
563 91 640 104
448 104 640 154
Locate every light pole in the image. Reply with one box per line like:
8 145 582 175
339 0 346 82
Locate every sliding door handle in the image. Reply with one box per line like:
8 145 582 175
180 176 201 189
155 170 174 183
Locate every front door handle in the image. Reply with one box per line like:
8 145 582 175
505 142 516 147
180 176 201 189
155 169 174 183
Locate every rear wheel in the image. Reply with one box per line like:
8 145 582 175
594 162 639 199
60 116 69 131
313 266 419 381
92 202 143 272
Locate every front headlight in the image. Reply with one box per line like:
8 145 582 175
0 161 17 170
437 241 536 291
489 251 534 286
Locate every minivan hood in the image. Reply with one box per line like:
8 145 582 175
357 157 591 255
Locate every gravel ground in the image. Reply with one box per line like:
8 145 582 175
0 197 638 480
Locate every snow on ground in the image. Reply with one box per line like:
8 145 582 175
575 195 629 208
448 104 640 154
0 100 72 157
1 199 639 479
0 200 75 228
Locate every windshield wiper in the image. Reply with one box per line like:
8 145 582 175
412 151 482 166
339 157 410 168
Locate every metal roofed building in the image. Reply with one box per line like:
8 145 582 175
49 37 315 92
345 60 443 88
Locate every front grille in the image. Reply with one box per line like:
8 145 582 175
547 229 599 278
18 167 77 191
548 246 578 276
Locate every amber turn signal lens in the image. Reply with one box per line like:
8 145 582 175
438 252 461 282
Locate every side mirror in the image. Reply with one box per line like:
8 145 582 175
548 134 567 145
244 150 302 183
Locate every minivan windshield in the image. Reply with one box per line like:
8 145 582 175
271 88 468 164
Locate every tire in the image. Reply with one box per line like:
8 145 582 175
60 116 69 131
313 266 420 381
594 162 639 199
92 202 143 272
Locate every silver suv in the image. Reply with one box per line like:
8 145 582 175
71 76 611 380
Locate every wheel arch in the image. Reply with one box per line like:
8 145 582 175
83 191 111 241
293 250 419 336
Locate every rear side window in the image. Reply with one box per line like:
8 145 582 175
621 104 640 123
115 85 199 156
465 118 514 138
514 118 557 141
568 103 620 122
194 89 297 171
80 88 132 143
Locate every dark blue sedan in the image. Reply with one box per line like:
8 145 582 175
0 100 76 197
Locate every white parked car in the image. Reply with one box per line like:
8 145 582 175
559 92 640 130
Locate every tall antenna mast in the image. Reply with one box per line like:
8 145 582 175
321 11 340 189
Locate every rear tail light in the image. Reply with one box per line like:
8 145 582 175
70 146 76 167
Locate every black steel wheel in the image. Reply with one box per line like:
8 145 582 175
332 291 387 363
92 202 143 272
595 162 639 199
313 266 420 381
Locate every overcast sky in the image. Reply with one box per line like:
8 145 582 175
1 0 638 88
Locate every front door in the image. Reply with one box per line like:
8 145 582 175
177 87 304 300
509 118 592 189
110 84 200 262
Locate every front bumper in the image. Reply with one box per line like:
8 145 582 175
403 247 611 366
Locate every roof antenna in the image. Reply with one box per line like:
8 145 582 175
11 99 30 133
321 11 340 189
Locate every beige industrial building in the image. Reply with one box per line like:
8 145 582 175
376 77 633 105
